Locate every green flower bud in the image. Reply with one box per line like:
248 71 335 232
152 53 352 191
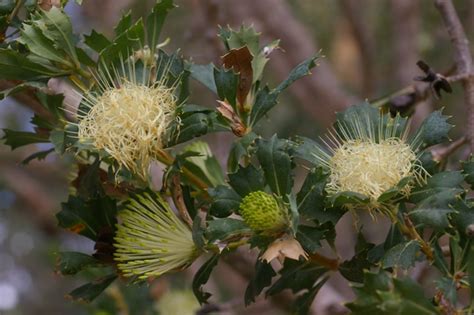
239 191 288 234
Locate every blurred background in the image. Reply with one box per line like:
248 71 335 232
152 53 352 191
0 0 473 314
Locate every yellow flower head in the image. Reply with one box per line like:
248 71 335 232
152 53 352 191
73 51 180 180
311 105 427 212
114 192 198 280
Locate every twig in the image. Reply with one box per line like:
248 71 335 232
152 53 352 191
431 136 468 162
170 174 194 228
399 214 434 262
434 0 474 153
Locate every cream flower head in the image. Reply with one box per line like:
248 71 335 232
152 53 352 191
310 104 428 214
72 50 181 180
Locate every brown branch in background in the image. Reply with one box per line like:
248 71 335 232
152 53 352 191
434 0 474 153
0 158 58 234
431 136 467 162
192 0 356 127
340 0 377 97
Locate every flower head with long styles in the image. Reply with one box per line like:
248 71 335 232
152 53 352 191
114 191 198 280
310 104 428 215
69 48 182 180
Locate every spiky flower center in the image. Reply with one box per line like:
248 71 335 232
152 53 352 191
78 81 176 180
239 191 288 234
114 193 197 280
327 138 416 200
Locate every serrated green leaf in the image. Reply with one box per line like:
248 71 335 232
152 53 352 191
57 195 117 240
146 0 175 50
329 191 369 208
382 240 421 269
297 168 328 218
435 277 457 305
192 254 219 304
245 260 276 305
249 86 278 127
214 67 238 108
114 11 132 36
2 129 49 149
415 110 452 149
36 91 64 119
295 225 324 254
228 164 265 197
206 218 250 243
451 200 474 238
273 54 319 95
340 233 375 282
165 111 214 146
208 185 241 218
18 23 65 63
256 135 292 197
292 276 328 315
189 63 217 94
57 251 101 275
0 48 67 80
227 131 257 172
409 188 462 230
182 141 225 187
67 274 116 302
39 7 78 62
84 30 111 53
267 259 327 296
99 20 144 66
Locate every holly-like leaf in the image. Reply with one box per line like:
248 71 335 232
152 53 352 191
67 274 117 303
244 260 276 305
0 48 67 80
329 191 370 208
181 141 225 187
273 54 319 95
222 46 253 106
227 131 257 172
297 168 328 218
2 129 49 150
56 195 117 240
295 225 325 254
292 276 328 315
190 63 217 93
21 148 55 165
145 0 175 50
56 251 101 275
84 30 111 53
340 233 375 282
39 7 78 63
347 271 440 315
451 199 474 238
267 259 327 296
228 164 265 197
381 240 421 269
192 254 219 304
214 67 238 108
415 109 453 149
208 185 242 218
206 218 250 243
36 91 64 119
256 135 293 197
249 86 278 127
409 189 462 230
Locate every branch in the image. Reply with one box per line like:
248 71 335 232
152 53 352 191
434 0 474 153
341 0 377 97
431 136 468 162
